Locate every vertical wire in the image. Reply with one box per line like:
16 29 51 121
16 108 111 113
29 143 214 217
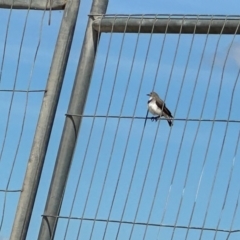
0 2 34 231
0 2 13 86
0 3 14 161
98 15 146 240
213 155 236 239
126 15 161 240
167 17 213 240
197 17 238 240
162 16 199 238
61 16 102 240
113 16 161 239
171 16 213 240
151 15 211 240
164 15 227 239
73 15 122 238
102 14 157 239
75 16 123 238
123 14 183 240
141 14 194 240
142 15 171 240
149 16 186 240
61 15 112 239
150 16 199 240
211 22 240 240
1 5 47 234
0 2 14 233
159 15 212 239
226 130 240 240
175 16 224 239
88 15 131 240
74 14 123 239
103 15 148 240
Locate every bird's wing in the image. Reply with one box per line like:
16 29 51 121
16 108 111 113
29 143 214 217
164 106 173 118
155 99 173 118
155 98 164 110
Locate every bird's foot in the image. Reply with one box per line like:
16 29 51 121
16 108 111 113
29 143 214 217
151 116 159 122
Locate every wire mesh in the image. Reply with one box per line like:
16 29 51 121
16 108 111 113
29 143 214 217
0 6 62 239
43 14 240 240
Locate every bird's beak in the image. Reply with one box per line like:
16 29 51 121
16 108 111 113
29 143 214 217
147 93 150 96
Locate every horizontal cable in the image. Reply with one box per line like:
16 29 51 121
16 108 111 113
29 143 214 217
41 214 240 234
0 189 21 192
65 113 240 123
0 89 46 92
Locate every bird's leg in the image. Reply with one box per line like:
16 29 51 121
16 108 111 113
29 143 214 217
151 116 160 122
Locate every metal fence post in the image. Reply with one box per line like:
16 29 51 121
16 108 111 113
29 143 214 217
37 0 109 239
10 0 81 239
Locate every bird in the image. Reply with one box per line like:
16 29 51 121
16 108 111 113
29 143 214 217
147 91 173 127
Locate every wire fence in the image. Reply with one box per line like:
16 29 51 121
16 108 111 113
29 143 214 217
1 6 240 240
0 7 62 239
45 14 240 240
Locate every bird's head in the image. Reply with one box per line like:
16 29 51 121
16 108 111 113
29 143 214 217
147 92 158 97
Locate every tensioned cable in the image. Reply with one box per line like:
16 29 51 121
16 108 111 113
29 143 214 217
0 189 21 192
0 89 46 92
65 114 240 123
40 214 240 234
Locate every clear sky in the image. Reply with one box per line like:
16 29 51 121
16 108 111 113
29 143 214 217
0 0 240 240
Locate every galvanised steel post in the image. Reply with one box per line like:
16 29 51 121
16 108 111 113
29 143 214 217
10 0 81 239
38 0 108 239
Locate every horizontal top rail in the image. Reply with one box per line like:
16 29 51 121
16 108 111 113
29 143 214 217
92 15 240 34
0 0 65 10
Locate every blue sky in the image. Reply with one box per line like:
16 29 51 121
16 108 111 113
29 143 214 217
1 0 240 240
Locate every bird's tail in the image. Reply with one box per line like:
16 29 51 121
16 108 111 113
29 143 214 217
167 119 173 127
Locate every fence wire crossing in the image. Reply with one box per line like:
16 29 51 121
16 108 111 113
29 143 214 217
42 15 240 240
